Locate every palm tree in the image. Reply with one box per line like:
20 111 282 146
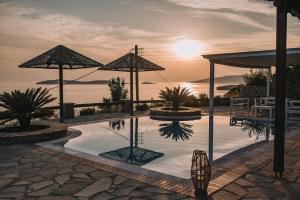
0 87 56 130
159 121 193 141
159 86 190 110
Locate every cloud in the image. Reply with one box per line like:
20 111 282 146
0 3 168 53
166 0 274 15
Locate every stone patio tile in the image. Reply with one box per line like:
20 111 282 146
13 180 32 185
90 171 114 179
211 190 240 200
30 180 54 191
75 178 112 197
38 196 76 200
54 182 90 196
224 183 248 197
74 165 96 173
28 183 60 197
55 174 70 185
113 176 129 185
73 173 90 179
245 174 274 183
92 192 114 200
0 178 14 189
235 178 256 187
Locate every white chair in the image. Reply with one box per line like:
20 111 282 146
252 97 275 119
286 99 300 121
230 97 250 116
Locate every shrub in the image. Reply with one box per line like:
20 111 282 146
135 103 149 111
243 70 267 86
0 87 56 130
80 108 96 116
108 77 128 102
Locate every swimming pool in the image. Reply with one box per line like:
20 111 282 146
60 115 279 179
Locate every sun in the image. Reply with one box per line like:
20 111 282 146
172 39 202 59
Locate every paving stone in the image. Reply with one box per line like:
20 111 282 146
235 178 256 187
38 196 76 200
90 171 113 179
150 194 170 200
112 185 135 196
73 173 90 179
75 178 112 197
0 178 14 189
30 180 54 191
28 183 59 197
92 192 114 200
143 186 173 194
13 180 32 185
0 162 17 167
54 182 90 195
1 171 18 178
211 190 240 200
245 174 274 183
29 175 45 183
224 183 247 197
113 175 129 185
75 165 96 173
55 174 70 185
39 168 57 178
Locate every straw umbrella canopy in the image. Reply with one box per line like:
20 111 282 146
19 45 103 122
98 52 165 116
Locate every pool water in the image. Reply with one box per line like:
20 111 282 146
65 115 274 178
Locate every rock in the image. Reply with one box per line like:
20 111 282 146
75 178 112 197
55 175 70 185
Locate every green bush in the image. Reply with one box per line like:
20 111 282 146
80 108 96 116
135 103 149 111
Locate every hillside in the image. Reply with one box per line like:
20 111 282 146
190 75 243 84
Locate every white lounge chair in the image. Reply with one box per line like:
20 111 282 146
286 99 300 121
251 97 275 119
230 97 250 116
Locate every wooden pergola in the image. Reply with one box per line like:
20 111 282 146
19 45 103 122
203 0 300 175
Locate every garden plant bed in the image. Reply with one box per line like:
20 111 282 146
150 106 201 120
0 121 68 144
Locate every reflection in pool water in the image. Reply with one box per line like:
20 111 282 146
159 121 193 141
65 115 294 178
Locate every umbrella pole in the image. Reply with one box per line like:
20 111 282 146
59 65 64 123
130 54 134 116
135 45 139 105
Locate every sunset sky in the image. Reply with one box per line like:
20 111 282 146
0 0 300 89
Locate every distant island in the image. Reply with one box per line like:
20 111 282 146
216 85 238 90
190 75 243 84
36 79 108 85
142 82 155 84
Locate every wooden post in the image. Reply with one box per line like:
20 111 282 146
267 67 272 97
208 61 215 162
129 118 134 161
135 45 139 105
130 53 134 116
59 65 64 123
274 0 287 176
135 118 138 147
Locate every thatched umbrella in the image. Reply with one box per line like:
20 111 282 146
19 45 103 122
99 47 165 116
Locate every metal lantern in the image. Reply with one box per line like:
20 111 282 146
191 150 211 199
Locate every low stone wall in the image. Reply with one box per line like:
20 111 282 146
0 121 68 145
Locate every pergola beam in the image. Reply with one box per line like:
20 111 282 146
273 0 287 176
208 61 215 162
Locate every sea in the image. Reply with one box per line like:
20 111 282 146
0 82 230 106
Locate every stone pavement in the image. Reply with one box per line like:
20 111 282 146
0 144 192 200
210 133 300 200
0 131 299 199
